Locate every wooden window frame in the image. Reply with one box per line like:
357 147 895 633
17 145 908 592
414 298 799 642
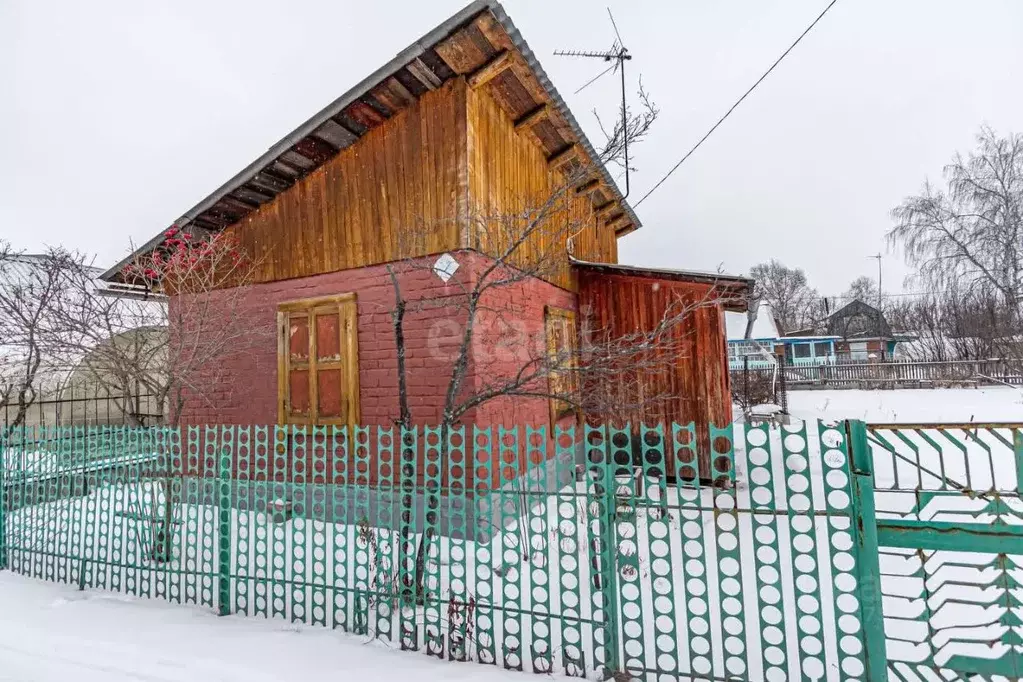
277 292 360 427
544 306 580 428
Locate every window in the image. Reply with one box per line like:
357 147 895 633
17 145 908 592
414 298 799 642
849 341 868 361
793 343 812 359
813 342 831 358
277 293 360 426
730 341 772 363
545 307 578 425
730 341 750 358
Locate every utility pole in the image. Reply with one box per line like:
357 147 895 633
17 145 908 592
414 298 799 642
870 253 884 359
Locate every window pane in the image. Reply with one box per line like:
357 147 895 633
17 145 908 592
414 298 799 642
316 313 341 361
289 369 310 416
546 310 577 420
289 316 310 362
793 343 811 358
317 369 342 418
814 342 830 356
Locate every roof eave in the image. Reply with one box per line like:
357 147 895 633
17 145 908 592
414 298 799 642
571 258 754 287
572 258 753 312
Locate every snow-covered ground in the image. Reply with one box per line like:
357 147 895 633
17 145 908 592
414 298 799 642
3 389 1021 681
0 570 541 682
787 386 1023 423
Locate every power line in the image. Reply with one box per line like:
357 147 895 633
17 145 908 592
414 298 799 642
634 0 840 207
827 291 934 299
574 63 615 95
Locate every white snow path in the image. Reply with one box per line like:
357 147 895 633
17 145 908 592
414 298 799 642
0 571 542 682
786 386 1023 423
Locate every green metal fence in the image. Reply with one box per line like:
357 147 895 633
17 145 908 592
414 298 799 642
864 422 1023 681
2 421 1021 681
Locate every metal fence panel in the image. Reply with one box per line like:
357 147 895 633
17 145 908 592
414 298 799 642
6 420 1010 681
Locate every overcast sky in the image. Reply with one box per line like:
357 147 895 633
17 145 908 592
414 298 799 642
2 0 1020 295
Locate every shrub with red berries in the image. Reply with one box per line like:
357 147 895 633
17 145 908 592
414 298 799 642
122 226 249 292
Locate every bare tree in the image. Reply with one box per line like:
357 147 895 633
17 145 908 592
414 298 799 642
889 128 1023 321
46 229 264 560
0 242 80 435
748 260 820 333
59 228 265 426
842 275 879 306
888 287 1006 362
379 83 744 602
384 80 669 429
385 209 733 602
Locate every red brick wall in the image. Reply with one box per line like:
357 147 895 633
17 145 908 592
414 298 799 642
172 250 577 434
470 256 577 430
174 253 471 427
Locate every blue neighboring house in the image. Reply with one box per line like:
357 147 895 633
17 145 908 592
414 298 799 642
781 300 910 364
727 302 843 368
778 335 840 366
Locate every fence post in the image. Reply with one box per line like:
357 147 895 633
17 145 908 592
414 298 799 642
587 428 622 678
217 433 233 616
775 349 789 414
0 430 6 571
743 356 750 406
845 420 889 682
598 473 622 678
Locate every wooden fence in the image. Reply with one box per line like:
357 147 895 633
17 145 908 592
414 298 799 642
732 358 1023 389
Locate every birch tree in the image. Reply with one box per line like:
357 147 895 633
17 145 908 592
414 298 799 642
889 128 1023 323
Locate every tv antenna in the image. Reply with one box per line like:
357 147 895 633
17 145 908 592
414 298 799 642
554 8 634 198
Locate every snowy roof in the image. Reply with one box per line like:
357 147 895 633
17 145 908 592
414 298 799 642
0 254 101 284
725 302 780 341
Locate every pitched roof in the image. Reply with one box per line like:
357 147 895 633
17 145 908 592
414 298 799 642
825 298 893 338
102 1 641 281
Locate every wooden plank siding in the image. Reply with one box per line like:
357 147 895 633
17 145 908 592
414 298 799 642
224 75 616 291
227 79 468 285
465 85 617 290
577 270 733 475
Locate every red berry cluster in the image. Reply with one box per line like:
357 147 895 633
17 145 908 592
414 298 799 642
122 225 247 284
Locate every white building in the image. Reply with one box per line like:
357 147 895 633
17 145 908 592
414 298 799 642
725 302 781 370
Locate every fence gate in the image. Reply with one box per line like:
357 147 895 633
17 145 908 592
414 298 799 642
858 422 1023 681
589 420 874 682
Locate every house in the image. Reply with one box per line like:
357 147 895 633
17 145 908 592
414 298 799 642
725 302 781 369
781 335 838 368
823 299 907 361
779 335 840 366
101 2 750 473
779 299 912 363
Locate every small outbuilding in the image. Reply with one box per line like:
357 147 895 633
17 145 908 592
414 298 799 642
101 1 749 475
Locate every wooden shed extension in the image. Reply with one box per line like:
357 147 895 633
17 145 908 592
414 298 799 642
573 261 752 478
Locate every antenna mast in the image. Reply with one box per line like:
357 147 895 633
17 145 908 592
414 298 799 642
554 8 634 198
